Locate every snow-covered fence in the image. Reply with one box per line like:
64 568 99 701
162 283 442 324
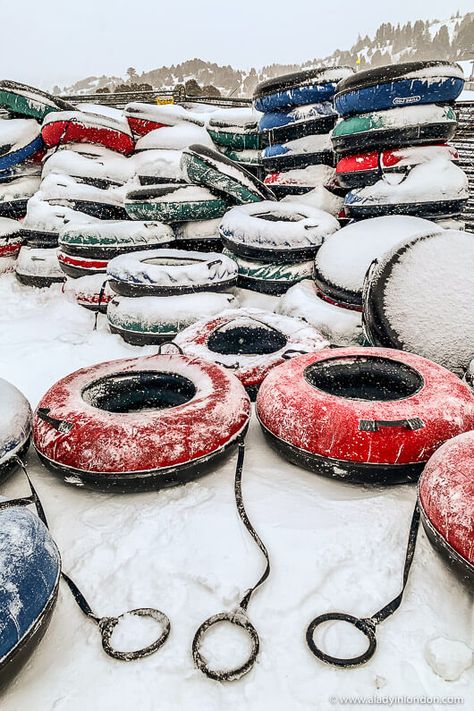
454 100 474 232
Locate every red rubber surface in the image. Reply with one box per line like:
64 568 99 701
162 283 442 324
42 120 134 155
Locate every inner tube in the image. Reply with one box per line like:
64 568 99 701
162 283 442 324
20 196 101 248
314 215 443 309
208 108 261 150
125 183 228 223
0 80 74 120
38 174 128 221
174 308 328 399
259 103 337 145
344 159 468 220
181 144 275 204
222 247 313 295
16 246 65 287
0 378 32 481
107 292 239 345
58 251 108 279
253 66 353 113
33 353 250 490
124 102 205 137
335 61 464 116
0 504 60 684
363 229 474 375
0 119 44 173
331 105 458 155
174 218 222 252
336 144 459 189
261 134 333 172
133 149 185 185
418 431 474 582
63 273 113 312
0 217 22 270
42 146 134 188
0 175 40 219
41 111 135 156
219 201 339 261
264 164 336 199
107 248 238 296
256 347 474 484
59 221 175 260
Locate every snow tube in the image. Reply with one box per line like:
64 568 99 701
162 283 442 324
0 175 40 219
334 61 464 117
363 229 474 375
124 183 228 223
39 174 128 221
0 217 22 272
175 308 328 399
58 251 108 279
41 111 134 156
0 80 74 120
344 159 468 220
264 165 336 199
133 149 185 186
107 292 238 346
16 246 65 287
124 102 205 137
208 108 261 150
222 248 313 295
0 504 60 684
336 144 458 189
262 134 333 172
0 378 32 481
63 274 113 312
59 221 175 260
107 248 238 297
33 352 250 490
219 201 339 261
0 119 44 173
219 146 261 167
331 105 457 155
181 145 275 204
20 196 101 249
42 146 134 188
253 66 353 113
419 431 474 582
259 103 337 145
174 218 222 252
314 215 443 310
256 347 474 483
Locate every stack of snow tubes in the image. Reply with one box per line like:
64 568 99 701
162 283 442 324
332 61 469 221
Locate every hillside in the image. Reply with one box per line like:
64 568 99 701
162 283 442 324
57 12 474 97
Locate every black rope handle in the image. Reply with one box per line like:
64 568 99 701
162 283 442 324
306 502 420 668
7 456 171 662
192 439 270 681
93 278 109 330
155 342 184 355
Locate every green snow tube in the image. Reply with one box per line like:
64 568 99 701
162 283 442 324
223 248 313 295
124 183 229 223
207 108 261 150
0 80 74 121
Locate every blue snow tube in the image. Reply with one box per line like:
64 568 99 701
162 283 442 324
0 504 60 684
0 135 44 173
262 140 333 171
0 378 32 482
335 61 464 116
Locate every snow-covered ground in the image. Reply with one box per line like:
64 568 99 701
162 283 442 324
0 273 472 710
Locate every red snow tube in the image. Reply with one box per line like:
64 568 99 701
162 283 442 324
256 347 474 484
42 117 134 156
33 353 250 490
126 116 167 137
58 251 108 278
419 431 474 581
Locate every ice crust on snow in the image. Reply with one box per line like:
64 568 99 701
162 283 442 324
425 637 472 681
135 124 213 151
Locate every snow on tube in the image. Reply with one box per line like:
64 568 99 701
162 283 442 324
336 144 459 189
181 144 275 204
20 196 101 248
262 134 333 172
33 351 250 490
16 246 65 287
132 149 185 186
0 119 44 173
253 66 353 113
59 220 175 260
135 124 213 152
0 175 40 219
344 159 468 220
207 108 261 150
277 279 364 346
174 308 329 399
264 164 336 199
174 218 222 252
0 504 60 684
314 215 443 310
107 248 238 297
63 274 113 312
124 183 228 223
331 104 458 155
334 61 465 117
259 102 337 145
363 229 474 375
281 185 344 218
124 102 205 137
38 174 128 221
107 292 239 346
256 347 474 484
0 217 23 273
0 378 32 480
418 431 474 581
219 201 339 262
41 111 134 156
0 80 74 120
222 247 313 295
42 146 134 188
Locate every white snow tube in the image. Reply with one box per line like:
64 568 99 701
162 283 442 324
264 164 336 198
0 175 41 219
107 292 239 346
135 124 213 151
15 246 65 287
0 378 32 481
219 201 339 261
37 174 127 221
132 149 185 185
107 248 238 297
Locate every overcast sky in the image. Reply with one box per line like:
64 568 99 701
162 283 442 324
3 0 472 89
